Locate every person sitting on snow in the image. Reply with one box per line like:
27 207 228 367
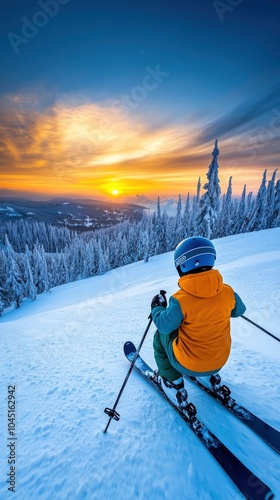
150 236 246 409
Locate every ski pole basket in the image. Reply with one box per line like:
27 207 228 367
104 407 120 421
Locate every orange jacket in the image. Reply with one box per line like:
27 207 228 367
172 270 236 372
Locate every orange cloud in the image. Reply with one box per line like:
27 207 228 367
0 90 278 200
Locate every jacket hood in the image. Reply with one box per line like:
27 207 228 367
178 269 223 298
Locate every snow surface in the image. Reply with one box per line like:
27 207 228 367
1 228 280 500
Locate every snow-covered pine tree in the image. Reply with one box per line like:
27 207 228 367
182 192 191 239
113 230 128 267
0 294 4 316
174 194 182 231
156 196 161 219
0 245 8 314
0 247 9 307
126 221 139 264
90 240 99 275
197 140 221 238
81 239 93 278
48 251 61 288
272 179 280 227
247 191 254 214
240 191 254 233
97 240 110 275
233 184 246 234
265 169 277 229
247 170 267 232
23 251 37 301
153 197 166 255
231 198 238 233
189 178 201 235
5 236 24 309
123 238 132 266
40 245 50 292
140 211 151 263
217 176 232 237
32 243 50 294
68 236 82 282
161 211 171 253
62 250 70 284
173 194 184 246
88 239 97 275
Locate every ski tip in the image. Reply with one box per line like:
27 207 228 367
123 341 136 357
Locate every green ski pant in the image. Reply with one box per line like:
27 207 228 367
153 329 222 382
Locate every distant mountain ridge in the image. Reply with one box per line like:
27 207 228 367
0 197 145 231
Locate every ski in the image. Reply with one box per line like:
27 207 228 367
124 341 274 500
186 374 280 454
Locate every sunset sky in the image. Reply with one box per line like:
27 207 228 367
1 0 280 203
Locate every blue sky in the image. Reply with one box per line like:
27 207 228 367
1 0 280 199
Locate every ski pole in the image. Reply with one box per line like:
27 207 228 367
241 315 280 343
104 315 153 433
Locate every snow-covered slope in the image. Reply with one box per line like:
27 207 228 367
1 229 280 500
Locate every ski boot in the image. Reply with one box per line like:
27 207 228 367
159 376 189 409
209 374 231 402
195 374 221 391
209 373 222 390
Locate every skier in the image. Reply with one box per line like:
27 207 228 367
150 236 246 408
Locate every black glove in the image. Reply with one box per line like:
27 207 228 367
151 290 167 309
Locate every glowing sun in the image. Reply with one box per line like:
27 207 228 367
111 189 119 195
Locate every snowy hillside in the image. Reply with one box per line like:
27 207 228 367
1 229 280 500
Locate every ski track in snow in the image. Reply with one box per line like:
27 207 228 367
0 228 280 500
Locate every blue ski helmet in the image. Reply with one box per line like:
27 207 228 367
174 236 216 275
